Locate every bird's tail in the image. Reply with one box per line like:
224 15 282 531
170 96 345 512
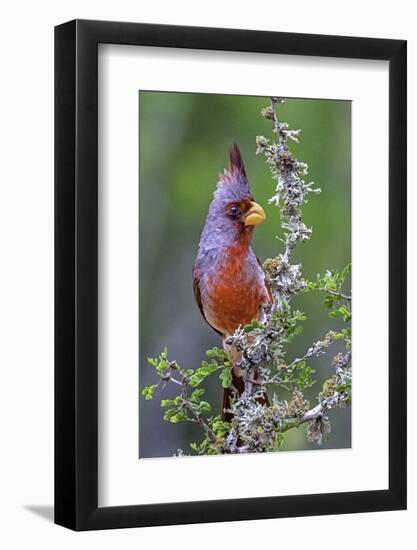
221 370 244 423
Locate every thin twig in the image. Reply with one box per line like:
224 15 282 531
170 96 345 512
181 383 218 444
316 287 352 301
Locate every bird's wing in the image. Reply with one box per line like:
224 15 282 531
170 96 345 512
256 256 273 304
193 270 222 336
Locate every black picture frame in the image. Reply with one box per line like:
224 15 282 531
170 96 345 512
55 19 407 531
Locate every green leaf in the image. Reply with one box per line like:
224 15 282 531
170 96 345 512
292 361 316 390
179 368 194 378
163 408 177 421
147 347 171 374
189 437 210 455
273 431 285 450
339 263 352 282
285 324 303 343
206 347 227 360
283 418 300 429
190 388 205 403
244 319 265 332
196 401 211 415
292 310 307 321
306 280 317 290
219 366 233 388
141 384 158 400
306 264 351 302
160 396 182 407
324 295 334 309
329 305 351 322
169 413 188 423
328 309 343 319
212 419 231 437
189 361 220 387
164 408 188 423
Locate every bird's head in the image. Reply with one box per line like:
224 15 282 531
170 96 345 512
201 145 266 248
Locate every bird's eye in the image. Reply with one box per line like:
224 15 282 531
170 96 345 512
230 205 240 216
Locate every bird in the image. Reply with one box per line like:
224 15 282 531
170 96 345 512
192 144 271 421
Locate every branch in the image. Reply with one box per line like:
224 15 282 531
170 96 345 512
276 350 351 438
180 383 218 444
315 287 352 301
256 98 320 306
280 391 349 433
267 330 337 386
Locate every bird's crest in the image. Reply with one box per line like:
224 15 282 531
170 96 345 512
216 144 252 200
229 143 247 178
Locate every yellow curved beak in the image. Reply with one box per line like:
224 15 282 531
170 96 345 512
244 201 266 226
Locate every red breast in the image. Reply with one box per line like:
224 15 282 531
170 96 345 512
202 242 269 336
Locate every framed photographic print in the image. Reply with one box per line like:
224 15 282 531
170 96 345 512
55 19 407 530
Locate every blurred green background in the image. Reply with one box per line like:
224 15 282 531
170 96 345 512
139 91 351 458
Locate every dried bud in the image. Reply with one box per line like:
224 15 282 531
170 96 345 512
261 106 275 120
271 97 286 104
307 416 331 445
255 135 269 153
286 390 310 418
262 256 281 279
322 375 337 398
